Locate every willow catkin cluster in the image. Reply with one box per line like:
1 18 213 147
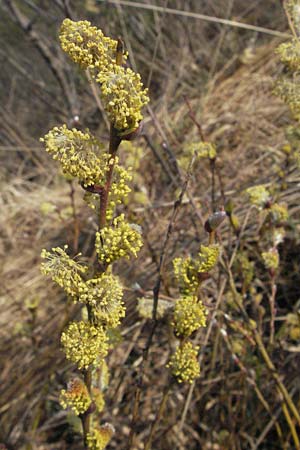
268 203 288 223
168 243 220 384
41 18 148 449
276 39 300 72
173 244 219 295
262 248 280 270
179 141 217 170
60 19 119 72
172 296 207 338
185 141 216 159
60 18 149 133
245 185 270 208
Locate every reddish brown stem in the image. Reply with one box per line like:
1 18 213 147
99 126 121 229
80 126 121 447
183 95 205 142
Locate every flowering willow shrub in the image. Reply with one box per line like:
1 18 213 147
40 19 149 450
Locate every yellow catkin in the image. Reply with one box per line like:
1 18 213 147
137 297 172 319
95 214 143 264
262 249 279 270
79 273 125 328
173 256 199 293
40 245 87 299
186 141 216 159
197 244 220 272
97 65 149 131
107 165 132 220
173 245 219 294
86 423 115 450
61 321 108 370
167 341 200 384
274 78 300 120
60 19 119 72
172 296 207 338
41 125 111 187
276 39 300 72
60 378 91 415
179 141 216 169
92 387 105 413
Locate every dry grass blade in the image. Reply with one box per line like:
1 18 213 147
99 0 291 38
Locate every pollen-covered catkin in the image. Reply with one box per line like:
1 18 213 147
92 387 105 413
86 423 115 450
173 245 219 294
276 39 300 72
97 66 149 131
79 273 125 328
41 125 111 187
197 244 220 272
172 296 207 338
173 256 199 294
60 378 91 415
40 245 87 299
60 19 119 72
61 321 108 370
186 141 217 159
167 341 200 384
179 141 217 169
95 214 143 264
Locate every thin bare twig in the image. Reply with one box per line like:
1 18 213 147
144 383 171 450
127 153 197 449
98 0 290 38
